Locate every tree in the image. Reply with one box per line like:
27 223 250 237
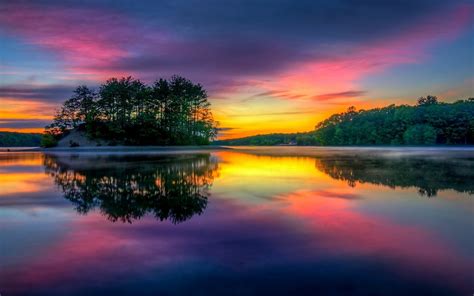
46 86 97 134
45 75 218 146
417 95 438 106
403 124 437 145
216 96 474 146
40 133 58 148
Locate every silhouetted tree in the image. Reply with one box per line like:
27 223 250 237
417 95 438 106
45 76 218 146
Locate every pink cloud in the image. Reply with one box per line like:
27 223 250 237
0 2 472 103
0 4 170 81
254 3 473 103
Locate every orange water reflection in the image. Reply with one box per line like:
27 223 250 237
0 152 50 196
0 149 472 295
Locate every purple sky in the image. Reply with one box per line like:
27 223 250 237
0 0 473 137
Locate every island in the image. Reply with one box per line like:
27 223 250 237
41 76 218 148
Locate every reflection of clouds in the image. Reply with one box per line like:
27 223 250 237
278 189 473 292
0 150 473 295
2 188 471 295
0 153 51 196
0 198 306 293
0 173 52 196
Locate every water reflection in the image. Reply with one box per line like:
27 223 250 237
229 147 474 197
44 153 218 223
0 149 473 296
314 155 474 197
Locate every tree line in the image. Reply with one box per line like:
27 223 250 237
214 96 474 146
43 76 218 147
0 132 41 147
310 96 474 145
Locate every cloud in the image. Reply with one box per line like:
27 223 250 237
255 3 473 102
246 90 307 101
0 119 51 129
1 1 470 93
217 127 238 132
313 90 367 101
0 85 74 103
0 3 155 81
231 111 315 117
0 0 472 135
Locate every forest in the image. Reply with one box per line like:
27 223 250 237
43 76 218 147
215 96 474 146
0 132 42 147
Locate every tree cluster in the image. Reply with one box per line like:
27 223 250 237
216 96 474 146
46 76 218 146
312 96 474 145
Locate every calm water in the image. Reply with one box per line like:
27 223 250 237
1 147 473 295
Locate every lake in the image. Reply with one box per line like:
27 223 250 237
1 147 473 295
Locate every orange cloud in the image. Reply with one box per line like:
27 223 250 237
0 98 53 133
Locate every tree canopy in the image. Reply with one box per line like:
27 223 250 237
313 97 474 145
45 76 218 146
215 97 474 146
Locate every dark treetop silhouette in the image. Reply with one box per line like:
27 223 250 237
44 153 219 223
43 76 218 147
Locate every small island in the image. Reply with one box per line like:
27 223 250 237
42 76 218 148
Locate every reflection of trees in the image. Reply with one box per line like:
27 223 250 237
315 156 474 197
44 154 218 223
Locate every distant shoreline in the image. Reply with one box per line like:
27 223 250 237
1 145 474 154
0 145 233 153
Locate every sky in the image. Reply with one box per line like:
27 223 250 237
0 0 473 138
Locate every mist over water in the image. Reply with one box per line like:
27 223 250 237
1 147 473 295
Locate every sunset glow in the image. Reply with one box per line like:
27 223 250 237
0 1 473 138
1 150 472 295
